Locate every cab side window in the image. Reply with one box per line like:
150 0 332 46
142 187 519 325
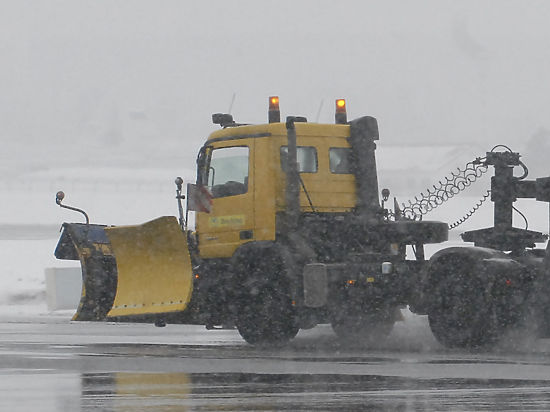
329 147 352 174
207 146 249 198
280 146 318 173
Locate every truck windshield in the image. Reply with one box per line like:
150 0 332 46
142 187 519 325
207 146 249 198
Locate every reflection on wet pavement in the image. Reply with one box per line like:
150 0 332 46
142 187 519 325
80 372 550 411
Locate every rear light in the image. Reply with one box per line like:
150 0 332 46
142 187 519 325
335 99 347 124
268 96 280 123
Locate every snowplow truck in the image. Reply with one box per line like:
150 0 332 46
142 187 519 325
55 97 550 348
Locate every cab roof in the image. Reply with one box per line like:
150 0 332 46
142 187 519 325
206 122 350 144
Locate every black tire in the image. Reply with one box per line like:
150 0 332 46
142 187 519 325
234 245 299 346
236 285 299 345
428 264 499 349
330 308 395 344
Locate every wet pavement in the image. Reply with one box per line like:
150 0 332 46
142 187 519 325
2 314 550 411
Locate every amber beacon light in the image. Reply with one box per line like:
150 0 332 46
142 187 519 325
335 99 347 124
268 96 280 123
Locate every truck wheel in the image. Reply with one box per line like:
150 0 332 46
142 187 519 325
233 245 299 346
236 285 299 345
330 309 395 344
428 274 498 348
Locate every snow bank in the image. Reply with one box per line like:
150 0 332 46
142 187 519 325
0 238 70 315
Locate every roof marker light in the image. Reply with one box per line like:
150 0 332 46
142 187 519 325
268 96 280 123
335 99 347 124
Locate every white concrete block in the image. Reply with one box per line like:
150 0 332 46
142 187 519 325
44 267 82 311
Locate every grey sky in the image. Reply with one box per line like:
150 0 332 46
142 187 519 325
1 1 550 169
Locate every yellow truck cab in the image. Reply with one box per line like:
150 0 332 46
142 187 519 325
196 121 356 259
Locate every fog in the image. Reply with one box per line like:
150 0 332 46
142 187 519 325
1 0 550 178
3 4 550 392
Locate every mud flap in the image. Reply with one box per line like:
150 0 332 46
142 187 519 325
54 223 117 321
105 216 193 318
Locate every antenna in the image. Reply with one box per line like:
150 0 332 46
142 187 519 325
228 92 236 113
315 99 324 122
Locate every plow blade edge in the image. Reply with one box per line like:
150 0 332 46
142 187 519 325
105 216 193 318
54 223 117 321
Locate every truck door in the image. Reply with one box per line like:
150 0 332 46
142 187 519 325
197 142 255 258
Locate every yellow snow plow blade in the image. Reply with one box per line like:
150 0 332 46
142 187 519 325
105 216 193 318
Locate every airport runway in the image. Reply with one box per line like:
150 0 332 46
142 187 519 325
2 313 550 411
